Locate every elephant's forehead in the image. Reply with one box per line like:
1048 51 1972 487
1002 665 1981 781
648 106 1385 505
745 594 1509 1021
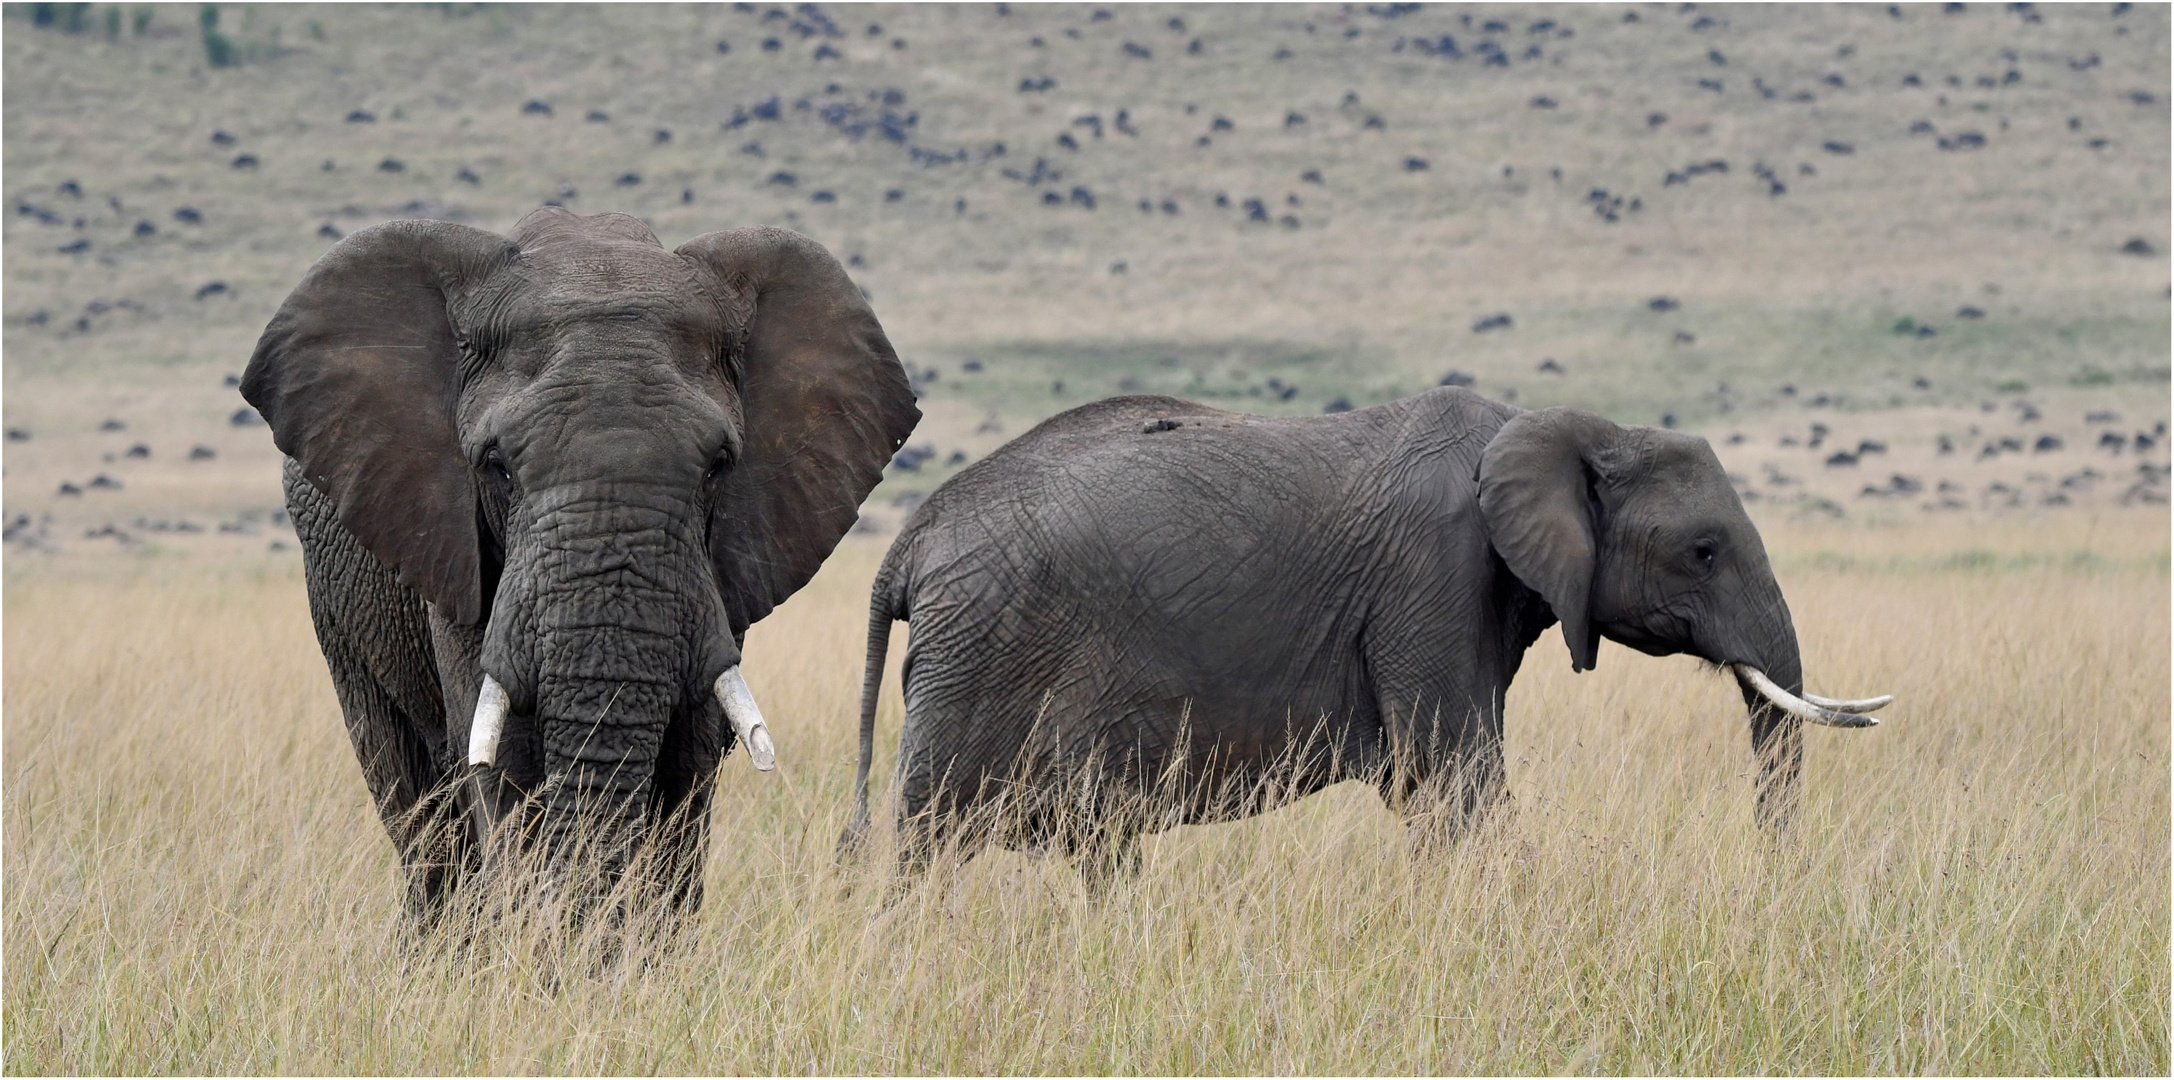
1642 430 1723 477
517 240 702 303
475 252 723 345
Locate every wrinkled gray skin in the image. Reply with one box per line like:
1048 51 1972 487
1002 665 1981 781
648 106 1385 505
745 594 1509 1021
845 389 1814 888
244 208 918 921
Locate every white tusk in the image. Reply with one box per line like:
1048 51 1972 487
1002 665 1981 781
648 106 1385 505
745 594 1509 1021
714 666 776 771
1731 664 1885 729
1803 691 1894 714
468 674 510 768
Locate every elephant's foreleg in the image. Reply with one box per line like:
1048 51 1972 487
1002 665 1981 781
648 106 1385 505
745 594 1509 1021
640 776 713 918
1389 755 1511 853
311 612 471 920
1372 694 1510 851
289 461 470 922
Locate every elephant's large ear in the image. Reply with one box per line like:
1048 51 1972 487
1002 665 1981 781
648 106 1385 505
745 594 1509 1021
1478 408 1627 673
241 220 517 626
678 226 920 636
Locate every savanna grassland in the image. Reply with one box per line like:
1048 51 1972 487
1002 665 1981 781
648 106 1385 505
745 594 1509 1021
3 2 2170 1074
5 517 2169 1073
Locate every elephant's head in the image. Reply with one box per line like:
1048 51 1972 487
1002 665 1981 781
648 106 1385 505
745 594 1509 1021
1478 408 1887 828
243 208 918 881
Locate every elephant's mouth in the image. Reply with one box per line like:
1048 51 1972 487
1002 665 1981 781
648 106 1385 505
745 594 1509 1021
465 667 776 770
1730 664 1891 729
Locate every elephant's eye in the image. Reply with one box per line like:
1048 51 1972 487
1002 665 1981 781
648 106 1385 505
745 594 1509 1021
705 452 730 482
483 448 512 484
1692 540 1718 568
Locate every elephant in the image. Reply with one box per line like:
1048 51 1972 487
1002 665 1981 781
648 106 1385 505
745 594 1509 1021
840 389 1888 888
242 207 919 920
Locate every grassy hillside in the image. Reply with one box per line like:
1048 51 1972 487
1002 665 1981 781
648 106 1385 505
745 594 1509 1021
4 4 2167 504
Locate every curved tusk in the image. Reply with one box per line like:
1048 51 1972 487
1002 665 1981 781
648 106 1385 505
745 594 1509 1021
715 666 776 771
1803 691 1894 714
468 674 510 768
1732 664 1884 729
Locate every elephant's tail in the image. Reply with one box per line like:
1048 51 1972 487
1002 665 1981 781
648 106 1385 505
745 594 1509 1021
838 561 904 862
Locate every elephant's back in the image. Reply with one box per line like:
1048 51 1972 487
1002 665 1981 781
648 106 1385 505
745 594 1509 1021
889 387 1517 645
907 388 1517 535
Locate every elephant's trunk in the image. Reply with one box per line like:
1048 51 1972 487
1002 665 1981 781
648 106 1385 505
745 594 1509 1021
1717 576 1891 832
486 486 728 888
1735 629 1806 833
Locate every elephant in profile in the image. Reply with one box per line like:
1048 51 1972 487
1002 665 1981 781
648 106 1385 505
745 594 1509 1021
841 389 1887 887
243 208 919 919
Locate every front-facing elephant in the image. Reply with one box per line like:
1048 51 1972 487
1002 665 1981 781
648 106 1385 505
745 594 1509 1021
842 389 1888 889
244 208 918 919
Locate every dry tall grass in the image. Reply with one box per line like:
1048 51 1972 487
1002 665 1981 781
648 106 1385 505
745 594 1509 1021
4 512 2166 1073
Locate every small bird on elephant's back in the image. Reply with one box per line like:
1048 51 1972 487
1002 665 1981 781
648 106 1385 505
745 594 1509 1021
840 390 1890 895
